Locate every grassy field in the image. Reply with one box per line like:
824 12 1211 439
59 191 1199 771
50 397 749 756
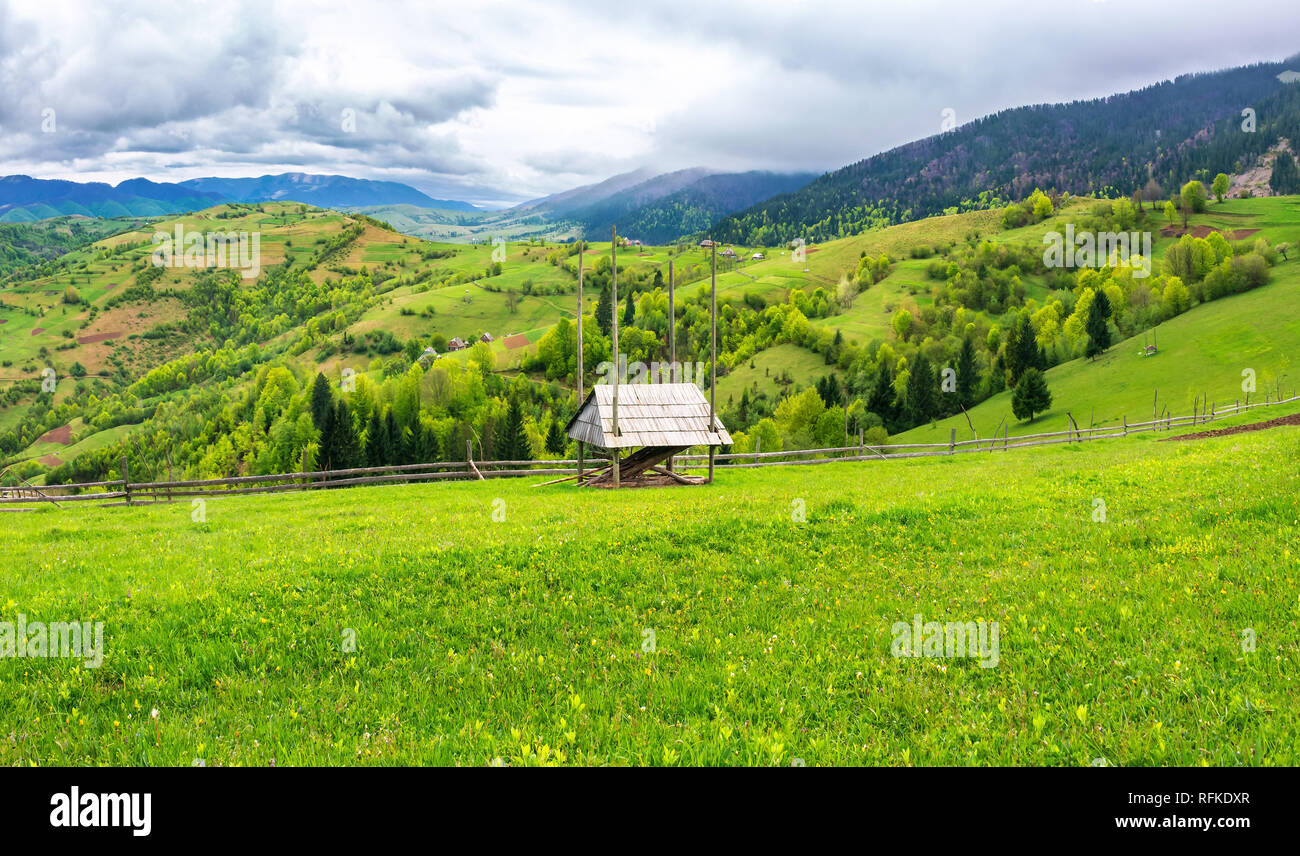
3 411 1297 766
716 343 840 406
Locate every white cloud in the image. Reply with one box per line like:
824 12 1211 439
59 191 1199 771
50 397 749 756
1 0 1298 204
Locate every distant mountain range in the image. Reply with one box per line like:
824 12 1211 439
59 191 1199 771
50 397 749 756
0 173 480 222
179 173 480 211
354 167 816 244
711 56 1300 245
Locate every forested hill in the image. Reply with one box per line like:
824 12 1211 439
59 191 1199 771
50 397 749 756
711 58 1300 246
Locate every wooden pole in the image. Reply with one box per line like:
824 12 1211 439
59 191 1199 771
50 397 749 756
577 241 584 400
666 257 675 474
612 448 620 489
576 243 585 483
121 455 131 507
611 226 620 443
949 428 956 454
668 258 675 379
708 241 717 485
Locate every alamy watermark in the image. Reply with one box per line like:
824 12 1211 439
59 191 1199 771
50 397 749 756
1 614 103 668
891 613 999 668
152 224 261 280
596 353 706 386
1043 225 1151 278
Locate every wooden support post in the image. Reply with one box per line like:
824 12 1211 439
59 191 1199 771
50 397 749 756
668 258 675 377
754 435 761 465
612 448 620 489
121 455 131 507
708 241 717 485
1123 415 1127 436
666 259 675 474
949 428 956 454
611 227 620 440
577 441 584 483
577 242 584 401
165 449 174 503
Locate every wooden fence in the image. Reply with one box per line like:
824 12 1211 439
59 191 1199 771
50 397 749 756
2 394 1296 510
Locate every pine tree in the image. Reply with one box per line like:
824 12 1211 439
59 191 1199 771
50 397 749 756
545 416 566 455
318 399 337 469
867 361 894 427
1015 316 1040 380
330 400 363 470
905 354 936 428
385 409 402 466
500 396 532 462
1011 367 1052 422
414 419 440 463
407 418 426 464
955 336 977 409
365 411 385 467
622 290 635 326
596 283 613 335
1085 289 1112 360
310 373 333 430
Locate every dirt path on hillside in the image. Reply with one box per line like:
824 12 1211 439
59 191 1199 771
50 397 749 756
1161 412 1300 441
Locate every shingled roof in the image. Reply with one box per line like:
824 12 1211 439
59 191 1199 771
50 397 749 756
565 383 731 450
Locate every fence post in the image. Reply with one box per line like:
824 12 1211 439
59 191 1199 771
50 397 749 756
754 435 761 465
1123 415 1127 436
949 428 955 454
467 439 473 480
120 455 131 507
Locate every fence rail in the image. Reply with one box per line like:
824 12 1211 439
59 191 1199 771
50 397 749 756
3 394 1296 509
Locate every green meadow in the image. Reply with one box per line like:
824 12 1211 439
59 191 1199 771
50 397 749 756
3 411 1297 766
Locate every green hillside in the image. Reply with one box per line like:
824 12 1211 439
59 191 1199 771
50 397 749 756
4 191 1299 493
898 263 1300 444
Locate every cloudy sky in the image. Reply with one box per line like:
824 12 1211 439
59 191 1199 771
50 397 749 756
1 0 1298 206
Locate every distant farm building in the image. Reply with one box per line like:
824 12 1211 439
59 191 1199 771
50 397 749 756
699 239 715 248
565 383 730 487
751 252 765 260
447 337 469 351
720 248 737 258
479 332 494 343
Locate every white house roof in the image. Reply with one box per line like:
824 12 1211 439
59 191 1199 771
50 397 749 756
565 383 731 449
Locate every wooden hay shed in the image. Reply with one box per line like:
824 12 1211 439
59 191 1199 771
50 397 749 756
565 383 731 487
